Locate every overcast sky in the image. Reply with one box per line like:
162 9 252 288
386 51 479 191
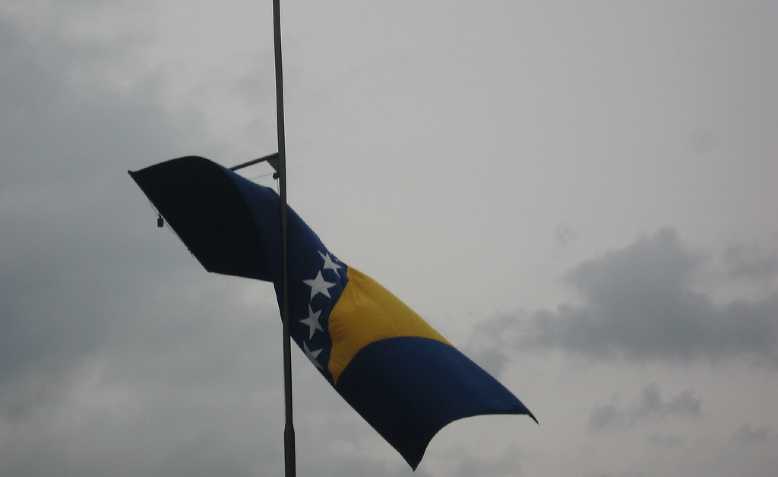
1 1 776 476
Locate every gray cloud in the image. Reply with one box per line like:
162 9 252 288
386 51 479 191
724 244 778 283
470 228 778 371
532 229 778 362
554 224 578 248
1 14 163 409
450 447 522 477
732 424 772 446
299 456 434 477
589 384 701 432
646 433 686 449
0 12 289 477
466 314 520 377
587 472 647 477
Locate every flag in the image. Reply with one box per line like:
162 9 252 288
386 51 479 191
129 156 535 469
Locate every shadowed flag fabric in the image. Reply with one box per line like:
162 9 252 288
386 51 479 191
129 156 536 469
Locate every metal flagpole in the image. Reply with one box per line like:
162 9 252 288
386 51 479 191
272 0 296 476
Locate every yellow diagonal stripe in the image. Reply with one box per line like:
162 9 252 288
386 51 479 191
327 266 450 383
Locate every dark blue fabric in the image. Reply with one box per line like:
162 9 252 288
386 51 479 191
336 336 535 469
129 157 268 280
130 156 347 382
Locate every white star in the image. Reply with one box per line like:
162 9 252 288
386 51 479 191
303 270 335 300
319 251 343 278
303 342 323 369
299 305 324 339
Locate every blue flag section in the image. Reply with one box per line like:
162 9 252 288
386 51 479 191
130 156 536 469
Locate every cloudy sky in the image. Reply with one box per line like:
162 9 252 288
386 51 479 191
1 1 776 475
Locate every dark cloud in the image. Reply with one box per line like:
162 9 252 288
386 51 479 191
532 228 778 362
0 13 164 407
470 228 778 370
724 244 778 283
732 424 772 446
589 384 701 432
0 12 290 477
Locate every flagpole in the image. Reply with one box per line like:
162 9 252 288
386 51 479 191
272 0 296 476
